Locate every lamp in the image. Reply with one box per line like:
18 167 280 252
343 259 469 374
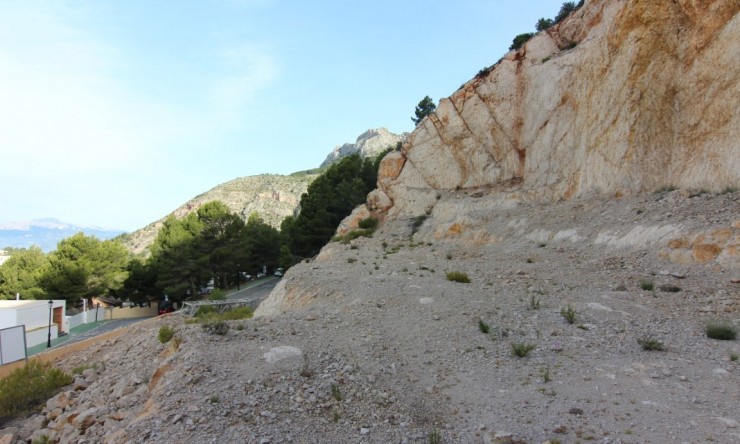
47 300 53 348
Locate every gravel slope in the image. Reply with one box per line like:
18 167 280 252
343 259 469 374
2 190 738 444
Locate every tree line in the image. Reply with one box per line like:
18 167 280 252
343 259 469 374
0 153 385 306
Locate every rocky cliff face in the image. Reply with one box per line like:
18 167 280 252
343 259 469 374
320 128 405 167
369 0 739 220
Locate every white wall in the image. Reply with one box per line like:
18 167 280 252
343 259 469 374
0 311 17 330
26 323 58 348
17 304 52 332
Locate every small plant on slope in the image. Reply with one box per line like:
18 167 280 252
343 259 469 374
705 322 737 341
511 342 537 357
446 271 470 283
561 305 576 324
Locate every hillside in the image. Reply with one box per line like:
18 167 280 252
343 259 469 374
3 1 739 443
120 128 404 256
119 172 319 255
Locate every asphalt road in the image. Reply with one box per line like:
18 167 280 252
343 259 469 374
227 277 280 304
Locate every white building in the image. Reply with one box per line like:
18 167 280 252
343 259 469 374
0 300 67 348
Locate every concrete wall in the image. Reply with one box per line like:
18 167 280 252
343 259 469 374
102 305 158 320
26 323 58 348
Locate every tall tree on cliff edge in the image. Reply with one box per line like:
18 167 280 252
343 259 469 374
411 95 436 126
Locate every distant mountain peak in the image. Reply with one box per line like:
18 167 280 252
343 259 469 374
320 128 406 167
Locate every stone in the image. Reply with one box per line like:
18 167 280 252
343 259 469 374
73 407 98 430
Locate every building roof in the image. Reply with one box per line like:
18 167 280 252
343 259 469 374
0 300 61 310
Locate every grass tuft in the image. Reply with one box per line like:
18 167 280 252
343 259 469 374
446 271 470 283
640 279 654 291
638 337 665 351
560 305 576 324
511 342 536 357
705 322 737 341
478 320 490 334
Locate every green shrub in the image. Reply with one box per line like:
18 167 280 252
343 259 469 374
510 32 535 51
334 229 374 243
158 325 175 344
446 271 470 283
511 342 537 357
554 1 577 23
0 360 73 418
195 306 217 317
208 289 227 301
411 214 428 235
358 217 378 230
478 320 490 334
561 305 576 324
638 338 665 351
220 306 253 321
640 280 654 291
331 384 342 401
705 322 737 341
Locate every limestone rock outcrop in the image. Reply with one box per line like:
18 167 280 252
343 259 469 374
320 128 406 167
374 0 739 219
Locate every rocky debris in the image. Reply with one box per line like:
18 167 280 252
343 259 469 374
2 190 735 443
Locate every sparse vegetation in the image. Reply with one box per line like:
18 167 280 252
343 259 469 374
638 338 666 351
542 365 551 383
411 214 428 235
347 258 356 264
446 271 470 283
428 429 442 444
659 284 681 293
209 395 220 403
202 319 230 335
0 360 73 419
479 320 491 334
561 305 576 324
330 384 342 401
640 279 655 291
720 186 737 194
530 296 540 310
705 322 737 341
654 185 677 194
729 353 738 362
511 342 537 357
158 325 175 343
510 32 535 51
358 217 378 230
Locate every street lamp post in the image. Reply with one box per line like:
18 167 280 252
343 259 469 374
47 300 53 348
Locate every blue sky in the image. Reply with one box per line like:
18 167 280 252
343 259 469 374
1 0 568 232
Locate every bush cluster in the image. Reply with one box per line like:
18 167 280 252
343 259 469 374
0 360 72 419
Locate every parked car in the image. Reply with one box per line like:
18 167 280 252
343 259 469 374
159 301 174 315
274 268 284 277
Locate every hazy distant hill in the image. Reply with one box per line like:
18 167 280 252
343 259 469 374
0 218 124 252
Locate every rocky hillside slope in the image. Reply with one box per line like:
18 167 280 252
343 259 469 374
120 172 318 255
320 128 405 168
3 190 738 444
